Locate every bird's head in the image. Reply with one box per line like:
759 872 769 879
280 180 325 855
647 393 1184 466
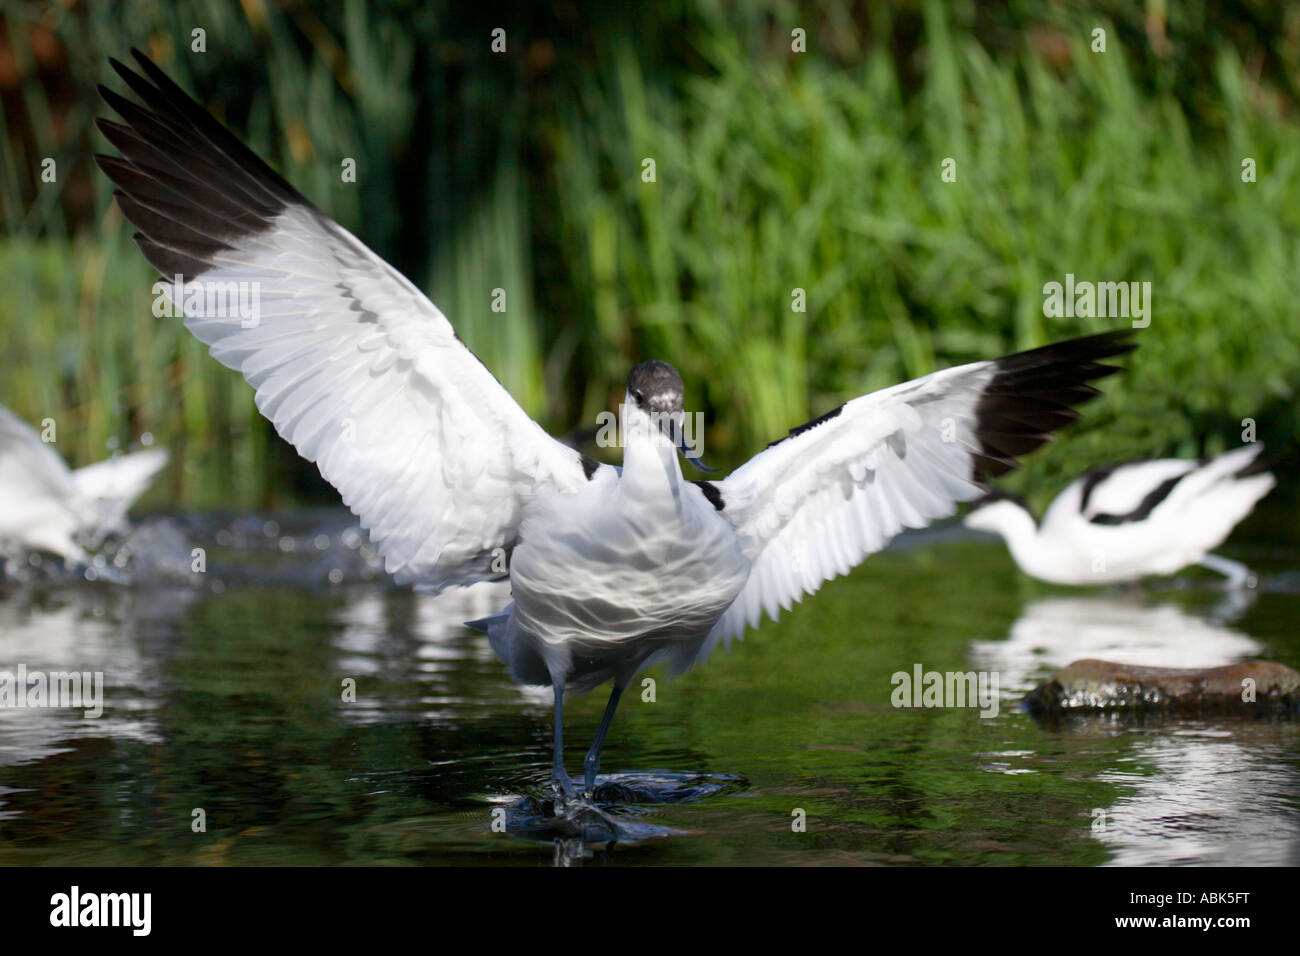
963 490 1033 536
625 360 713 472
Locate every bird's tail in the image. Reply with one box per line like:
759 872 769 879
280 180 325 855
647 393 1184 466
1181 445 1275 554
1230 441 1290 480
465 606 516 672
1186 445 1275 504
465 608 512 642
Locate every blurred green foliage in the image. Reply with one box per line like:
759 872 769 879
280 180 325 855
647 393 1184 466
1 0 1297 511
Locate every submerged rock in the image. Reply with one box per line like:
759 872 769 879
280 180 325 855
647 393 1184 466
1024 658 1300 715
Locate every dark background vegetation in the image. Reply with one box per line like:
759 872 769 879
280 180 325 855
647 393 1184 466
1 0 1297 511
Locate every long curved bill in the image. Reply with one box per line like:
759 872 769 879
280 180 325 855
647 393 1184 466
664 417 716 473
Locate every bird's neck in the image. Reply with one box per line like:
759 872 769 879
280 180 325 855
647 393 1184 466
620 411 684 503
989 505 1046 574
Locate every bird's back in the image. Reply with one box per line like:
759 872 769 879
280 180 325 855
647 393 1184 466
1044 458 1197 532
1042 447 1273 572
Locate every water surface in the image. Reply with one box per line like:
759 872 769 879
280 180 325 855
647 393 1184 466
1 501 1297 866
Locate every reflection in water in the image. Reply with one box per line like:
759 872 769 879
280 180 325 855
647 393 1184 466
331 581 512 670
329 581 546 725
0 587 196 768
972 592 1300 866
0 512 1297 865
970 594 1263 695
1096 723 1300 866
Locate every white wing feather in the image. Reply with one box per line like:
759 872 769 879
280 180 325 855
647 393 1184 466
98 53 596 590
0 406 165 559
172 206 593 588
1046 446 1268 531
706 363 993 650
0 404 77 500
1048 459 1195 527
71 447 169 541
704 331 1135 653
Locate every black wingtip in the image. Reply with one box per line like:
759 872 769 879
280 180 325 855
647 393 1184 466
971 330 1137 484
1233 442 1286 479
90 152 114 174
96 48 310 282
131 47 179 92
107 56 133 85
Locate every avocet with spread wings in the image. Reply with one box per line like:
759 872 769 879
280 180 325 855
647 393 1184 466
97 51 1134 806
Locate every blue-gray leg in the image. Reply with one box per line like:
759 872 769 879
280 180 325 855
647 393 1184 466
551 679 577 803
583 683 625 797
1200 553 1253 589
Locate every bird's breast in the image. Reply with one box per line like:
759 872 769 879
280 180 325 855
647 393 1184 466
508 479 749 648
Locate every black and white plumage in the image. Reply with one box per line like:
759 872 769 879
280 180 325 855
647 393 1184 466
96 56 595 594
97 51 1133 808
0 404 167 565
965 446 1275 587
